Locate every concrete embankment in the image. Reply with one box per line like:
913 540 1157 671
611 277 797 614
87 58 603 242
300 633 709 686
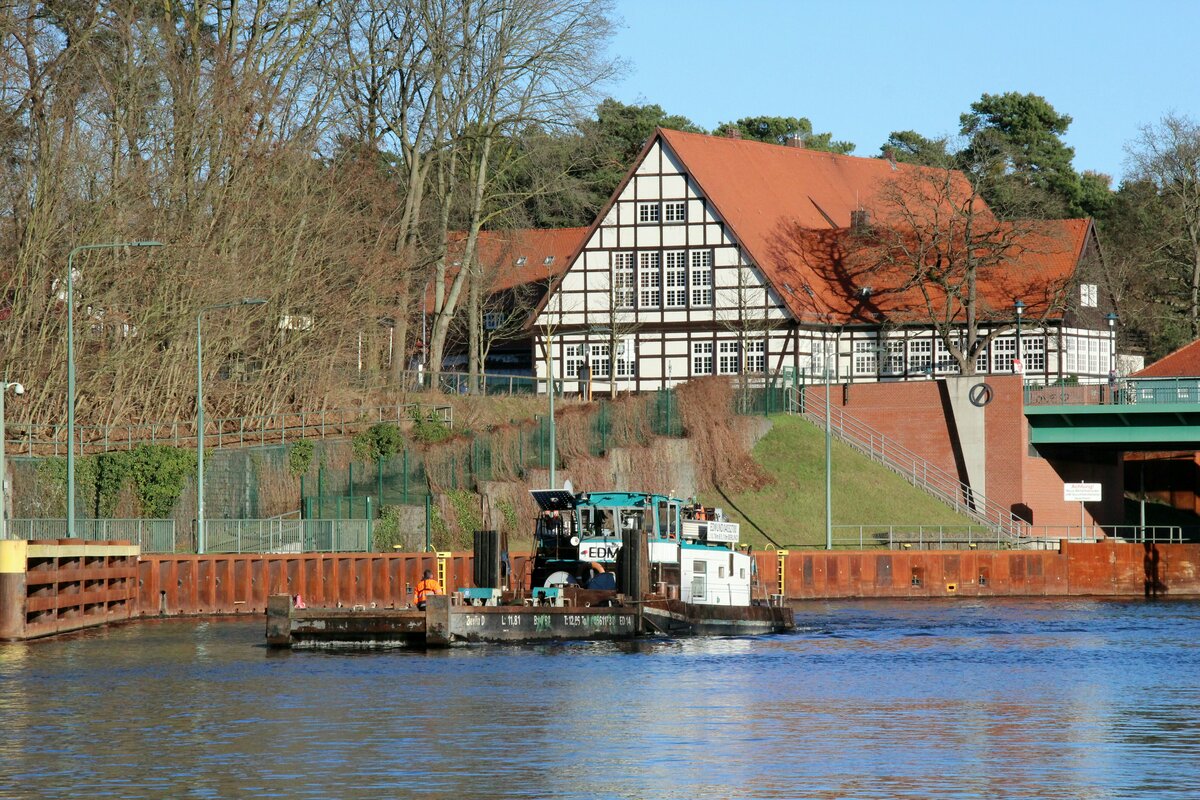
2 541 1196 640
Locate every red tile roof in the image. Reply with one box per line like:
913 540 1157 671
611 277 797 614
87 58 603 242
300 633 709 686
657 128 1090 325
1133 338 1200 377
439 227 588 301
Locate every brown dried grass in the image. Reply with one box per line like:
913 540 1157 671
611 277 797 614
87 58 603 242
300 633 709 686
675 377 772 494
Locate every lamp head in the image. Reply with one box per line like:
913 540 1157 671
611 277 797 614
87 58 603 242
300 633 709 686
1014 299 1025 317
1106 312 1118 328
241 298 267 306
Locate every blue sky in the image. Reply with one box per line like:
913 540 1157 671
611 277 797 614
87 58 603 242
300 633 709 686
604 0 1200 184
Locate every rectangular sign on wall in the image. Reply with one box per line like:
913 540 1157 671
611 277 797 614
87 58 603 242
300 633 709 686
1063 483 1103 502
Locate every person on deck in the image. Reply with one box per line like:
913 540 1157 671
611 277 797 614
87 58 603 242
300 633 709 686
415 569 442 610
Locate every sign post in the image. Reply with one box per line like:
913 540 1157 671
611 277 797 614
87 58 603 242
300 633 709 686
1063 482 1103 541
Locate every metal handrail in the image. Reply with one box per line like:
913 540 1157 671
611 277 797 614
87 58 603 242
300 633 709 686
3 402 453 457
787 386 1025 542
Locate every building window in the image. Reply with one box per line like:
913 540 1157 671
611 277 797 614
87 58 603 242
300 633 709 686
1080 283 1098 308
483 311 504 331
589 343 610 378
1065 337 1078 373
543 256 555 265
853 340 878 376
690 250 713 306
1024 336 1045 373
718 341 740 374
564 344 583 379
638 252 661 307
745 339 766 373
975 342 989 374
638 202 660 224
908 339 933 375
664 201 686 223
615 337 636 378
935 336 961 374
665 251 687 307
881 340 905 376
692 341 713 375
613 252 635 308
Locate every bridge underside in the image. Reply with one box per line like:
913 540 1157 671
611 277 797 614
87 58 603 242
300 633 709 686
1026 404 1200 451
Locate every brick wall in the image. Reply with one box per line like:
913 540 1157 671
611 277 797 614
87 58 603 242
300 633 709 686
800 375 1124 529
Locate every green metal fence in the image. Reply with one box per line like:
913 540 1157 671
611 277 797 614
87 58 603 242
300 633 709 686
5 519 177 552
3 518 373 554
204 519 372 553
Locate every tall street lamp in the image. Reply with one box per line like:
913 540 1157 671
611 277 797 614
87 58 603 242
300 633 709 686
197 298 267 554
66 241 163 537
1014 299 1025 376
1 379 26 541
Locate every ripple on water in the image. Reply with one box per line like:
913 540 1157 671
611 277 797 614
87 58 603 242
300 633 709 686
1 601 1198 799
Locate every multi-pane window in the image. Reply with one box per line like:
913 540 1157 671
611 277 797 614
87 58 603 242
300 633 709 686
1087 337 1100 374
665 251 687 307
483 311 504 331
692 341 713 375
718 341 740 374
664 201 686 223
908 339 932 375
853 340 878 376
993 337 1016 373
1064 337 1078 373
881 340 905 376
564 344 583 379
613 252 634 308
638 252 661 307
589 343 610 378
637 202 660 224
1080 283 1098 308
935 337 961 374
615 337 636 378
975 342 989 374
690 250 713 306
745 339 766 373
1024 336 1045 373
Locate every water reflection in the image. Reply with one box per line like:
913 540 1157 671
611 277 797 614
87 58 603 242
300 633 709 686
0 600 1197 798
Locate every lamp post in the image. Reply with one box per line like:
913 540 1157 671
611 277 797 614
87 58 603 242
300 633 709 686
197 298 267 554
66 241 163 537
1014 299 1025 377
1 379 26 541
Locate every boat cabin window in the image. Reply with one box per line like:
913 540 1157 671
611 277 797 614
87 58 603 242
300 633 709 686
694 560 706 573
656 500 678 540
718 566 725 578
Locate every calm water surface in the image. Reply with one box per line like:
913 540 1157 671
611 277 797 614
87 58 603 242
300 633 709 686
1 598 1198 799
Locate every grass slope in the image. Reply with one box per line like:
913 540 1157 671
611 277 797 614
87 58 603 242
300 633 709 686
705 414 977 550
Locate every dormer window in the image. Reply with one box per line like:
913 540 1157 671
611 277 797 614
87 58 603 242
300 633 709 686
515 256 527 266
543 256 555 265
638 202 660 224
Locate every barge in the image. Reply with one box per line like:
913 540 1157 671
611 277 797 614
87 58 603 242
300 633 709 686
266 489 793 648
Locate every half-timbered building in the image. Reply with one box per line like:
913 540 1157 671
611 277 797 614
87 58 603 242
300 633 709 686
529 128 1117 392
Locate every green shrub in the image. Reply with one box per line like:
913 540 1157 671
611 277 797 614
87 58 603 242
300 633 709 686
353 422 403 461
410 409 451 444
372 505 405 551
288 439 315 477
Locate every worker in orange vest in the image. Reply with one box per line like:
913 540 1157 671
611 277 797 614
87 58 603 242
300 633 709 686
415 569 442 610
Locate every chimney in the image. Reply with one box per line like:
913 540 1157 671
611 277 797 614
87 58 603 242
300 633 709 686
850 208 871 232
722 126 741 139
784 134 806 148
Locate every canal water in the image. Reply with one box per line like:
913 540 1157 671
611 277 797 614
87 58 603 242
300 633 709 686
1 598 1198 799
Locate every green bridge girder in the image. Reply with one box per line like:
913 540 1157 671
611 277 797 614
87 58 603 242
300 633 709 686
1025 403 1200 448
